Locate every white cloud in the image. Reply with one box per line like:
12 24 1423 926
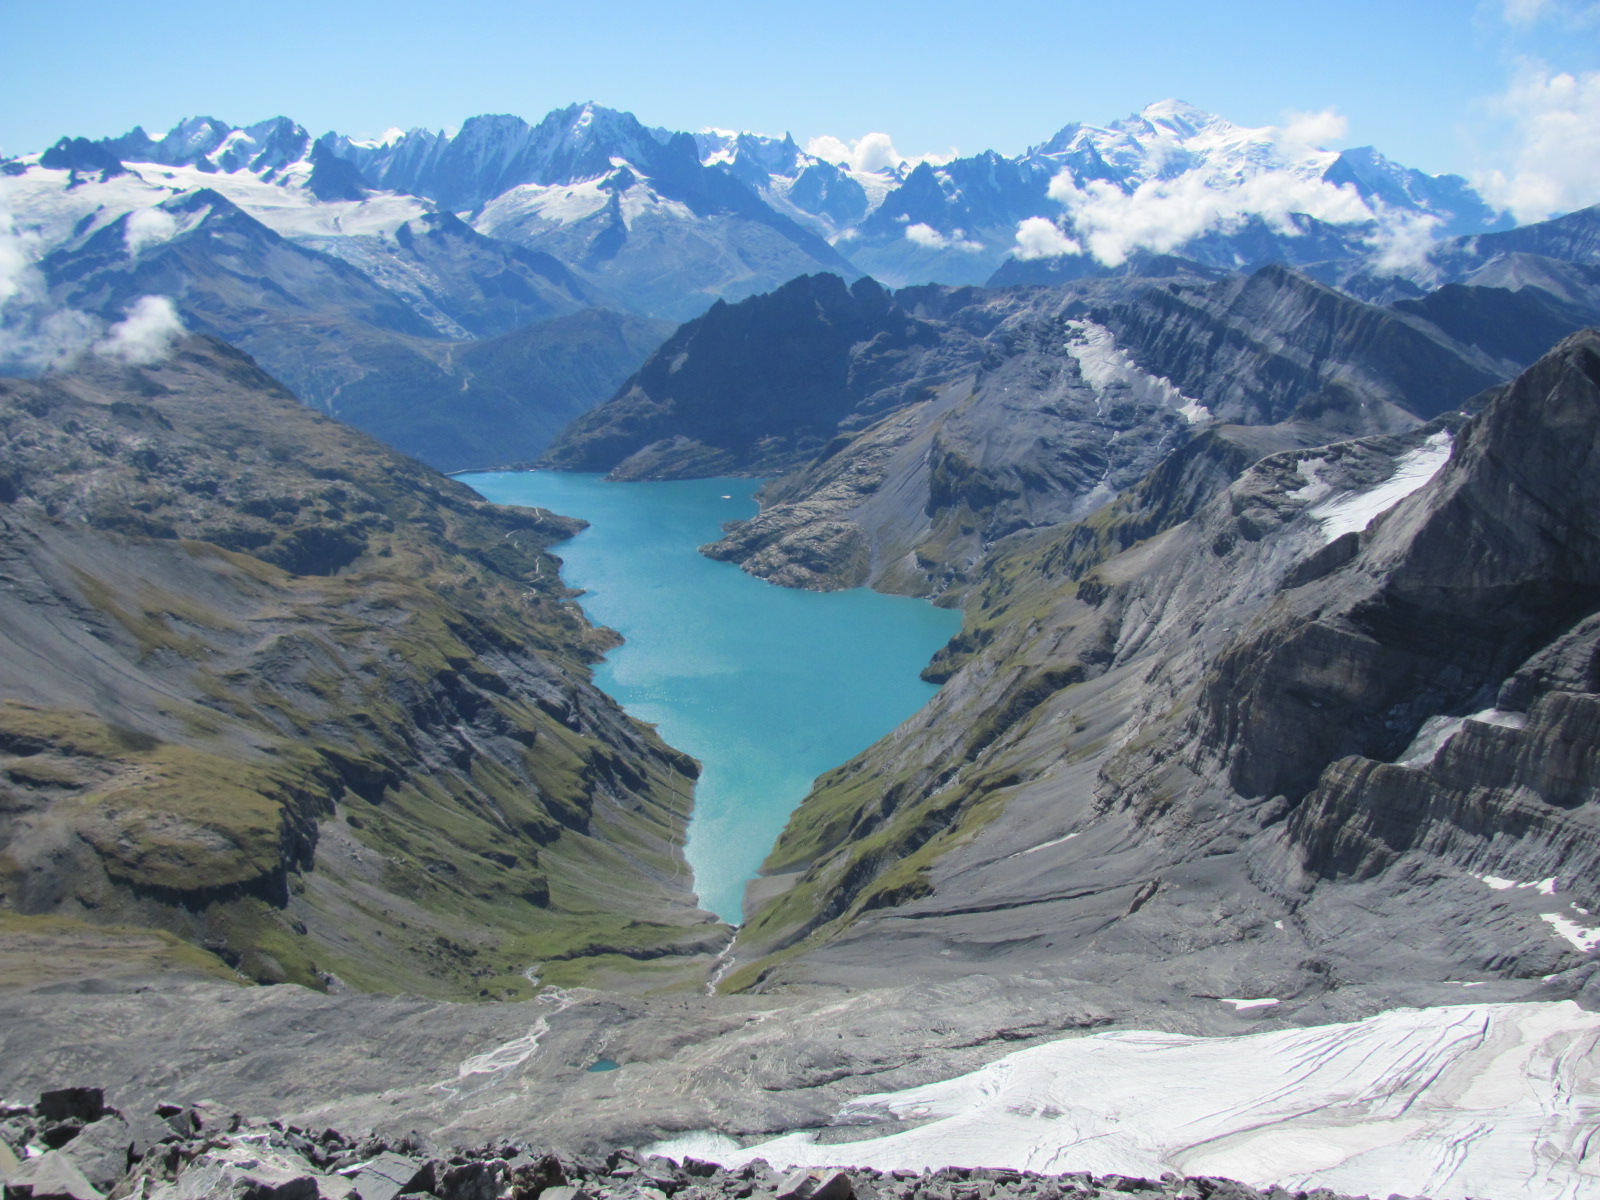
1276 108 1349 151
0 304 102 375
0 208 103 372
1502 0 1554 22
807 132 901 172
1498 0 1599 23
95 295 185 366
804 132 956 173
1477 64 1600 221
904 223 983 253
1 206 184 374
0 209 38 309
1366 208 1444 274
1012 216 1082 260
1048 168 1374 267
124 207 179 258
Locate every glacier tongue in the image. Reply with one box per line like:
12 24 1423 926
652 1001 1600 1200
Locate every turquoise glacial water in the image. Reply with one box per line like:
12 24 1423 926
460 471 962 924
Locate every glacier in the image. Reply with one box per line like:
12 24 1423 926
652 1001 1600 1200
1306 430 1455 542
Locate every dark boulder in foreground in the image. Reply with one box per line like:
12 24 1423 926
0 1088 1439 1200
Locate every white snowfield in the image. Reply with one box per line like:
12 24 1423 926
652 1002 1600 1200
0 160 428 251
1061 319 1211 425
1298 430 1454 543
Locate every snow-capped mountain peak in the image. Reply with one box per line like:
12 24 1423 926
1120 96 1222 142
101 115 314 178
0 97 1535 331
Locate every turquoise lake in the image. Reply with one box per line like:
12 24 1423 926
460 471 963 924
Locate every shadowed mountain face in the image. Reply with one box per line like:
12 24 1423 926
544 267 1518 595
539 274 953 479
720 332 1600 1014
0 336 722 997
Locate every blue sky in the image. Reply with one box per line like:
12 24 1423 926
3 0 1598 217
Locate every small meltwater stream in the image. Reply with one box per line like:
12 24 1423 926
461 471 962 924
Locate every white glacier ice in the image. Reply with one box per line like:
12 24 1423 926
651 1002 1600 1200
1307 430 1453 542
1061 320 1210 424
1398 707 1526 766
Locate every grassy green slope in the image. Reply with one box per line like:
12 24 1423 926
0 336 722 998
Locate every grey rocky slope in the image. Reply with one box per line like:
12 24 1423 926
0 335 722 997
543 265 1529 595
721 331 1600 1006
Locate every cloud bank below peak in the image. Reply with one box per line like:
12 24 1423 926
803 131 956 173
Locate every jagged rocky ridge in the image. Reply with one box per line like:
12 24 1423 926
544 265 1534 596
0 335 722 997
718 330 1600 1007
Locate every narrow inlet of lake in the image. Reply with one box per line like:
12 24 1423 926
461 471 963 924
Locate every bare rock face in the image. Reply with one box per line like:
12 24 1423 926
1266 335 1600 914
545 267 1518 598
730 330 1600 1011
1197 330 1600 804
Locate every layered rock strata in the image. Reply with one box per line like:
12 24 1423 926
545 267 1521 596
726 331 1600 1010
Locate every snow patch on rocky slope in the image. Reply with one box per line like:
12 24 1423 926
1303 430 1454 541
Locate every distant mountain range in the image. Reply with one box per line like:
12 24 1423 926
5 100 1527 319
3 100 1597 473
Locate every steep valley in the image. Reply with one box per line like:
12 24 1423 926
543 266 1600 1017
721 332 1600 1010
8 288 1600 1190
0 336 724 998
7 136 1600 1193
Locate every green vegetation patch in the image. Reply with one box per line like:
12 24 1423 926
0 703 330 896
731 763 1022 989
70 742 328 893
0 911 243 991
